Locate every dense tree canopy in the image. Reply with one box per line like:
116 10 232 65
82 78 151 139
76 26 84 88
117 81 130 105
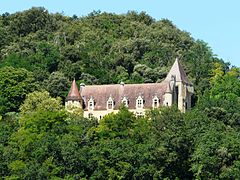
0 7 239 179
0 7 227 90
0 66 36 114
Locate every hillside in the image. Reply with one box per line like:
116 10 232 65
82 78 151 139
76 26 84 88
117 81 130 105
0 8 228 106
0 7 240 179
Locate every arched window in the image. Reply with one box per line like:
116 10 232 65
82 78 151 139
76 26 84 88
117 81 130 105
136 96 144 109
88 97 94 111
122 96 128 107
107 96 114 110
152 96 159 108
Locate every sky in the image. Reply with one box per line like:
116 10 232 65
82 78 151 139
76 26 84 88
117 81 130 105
0 0 239 67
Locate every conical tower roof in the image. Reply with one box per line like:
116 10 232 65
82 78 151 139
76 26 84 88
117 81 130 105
66 79 81 101
165 58 192 85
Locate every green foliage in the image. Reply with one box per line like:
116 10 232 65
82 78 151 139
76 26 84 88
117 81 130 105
197 67 240 127
191 125 240 179
45 71 70 100
183 40 215 95
0 66 36 115
6 110 67 179
20 91 63 115
86 107 158 179
8 7 57 37
149 106 192 179
93 106 136 139
210 68 240 100
0 8 228 92
1 108 97 179
185 67 240 179
0 7 239 179
0 112 19 177
186 108 240 179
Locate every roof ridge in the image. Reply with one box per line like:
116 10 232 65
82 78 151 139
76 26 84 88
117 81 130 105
81 81 168 87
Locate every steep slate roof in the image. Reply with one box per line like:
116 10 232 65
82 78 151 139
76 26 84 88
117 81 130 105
66 79 81 101
165 58 192 85
81 81 168 110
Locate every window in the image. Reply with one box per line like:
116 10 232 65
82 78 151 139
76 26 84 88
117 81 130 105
136 96 144 109
107 96 114 110
175 86 179 106
107 100 113 109
137 99 142 108
136 111 144 117
152 96 159 108
88 113 93 118
88 97 94 110
122 97 128 107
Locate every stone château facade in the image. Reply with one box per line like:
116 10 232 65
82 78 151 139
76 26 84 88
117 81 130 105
65 58 194 119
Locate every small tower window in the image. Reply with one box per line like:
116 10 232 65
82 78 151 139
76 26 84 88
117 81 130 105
136 96 144 109
88 97 94 110
107 96 114 110
152 96 159 108
122 97 128 107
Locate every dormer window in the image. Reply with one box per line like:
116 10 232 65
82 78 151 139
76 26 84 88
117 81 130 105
152 96 159 108
122 97 128 107
88 97 94 111
136 96 144 109
107 96 114 110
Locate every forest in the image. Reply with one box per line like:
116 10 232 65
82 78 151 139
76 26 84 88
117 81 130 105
0 7 240 179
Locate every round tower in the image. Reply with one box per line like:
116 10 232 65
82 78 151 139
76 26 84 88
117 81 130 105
65 79 83 111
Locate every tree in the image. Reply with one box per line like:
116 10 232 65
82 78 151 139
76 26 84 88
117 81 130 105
190 122 240 179
92 106 136 139
20 91 63 115
45 71 70 101
3 102 97 179
4 92 67 179
9 7 56 36
0 112 19 177
86 107 159 179
196 67 240 127
148 106 193 179
6 110 67 179
185 66 240 179
57 113 97 178
0 8 238 179
0 66 36 115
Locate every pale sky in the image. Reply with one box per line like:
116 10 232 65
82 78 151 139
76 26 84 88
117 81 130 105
0 0 239 67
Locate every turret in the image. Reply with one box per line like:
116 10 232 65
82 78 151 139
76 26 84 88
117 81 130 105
65 79 83 111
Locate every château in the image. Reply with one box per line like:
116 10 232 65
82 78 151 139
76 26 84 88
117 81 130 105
65 58 194 119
